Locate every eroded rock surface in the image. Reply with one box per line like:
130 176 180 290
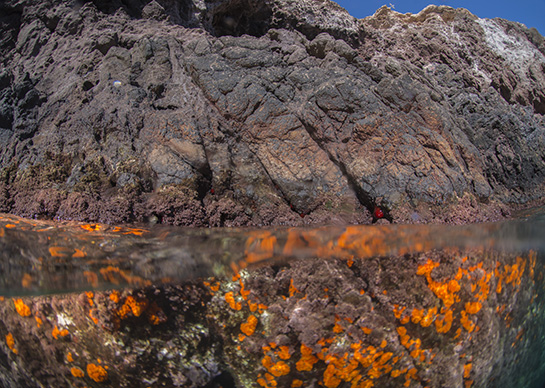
0 0 544 226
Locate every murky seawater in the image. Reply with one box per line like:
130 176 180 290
1 209 544 296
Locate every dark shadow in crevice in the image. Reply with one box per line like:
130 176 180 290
88 0 197 27
89 0 148 18
88 0 273 37
532 94 545 115
299 120 391 222
203 371 237 388
208 0 273 37
0 3 22 63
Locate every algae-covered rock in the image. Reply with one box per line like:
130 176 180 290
1 248 544 387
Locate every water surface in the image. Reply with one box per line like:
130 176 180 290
0 209 544 296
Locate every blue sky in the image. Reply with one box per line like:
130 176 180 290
334 0 545 35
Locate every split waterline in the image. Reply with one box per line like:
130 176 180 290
0 209 543 297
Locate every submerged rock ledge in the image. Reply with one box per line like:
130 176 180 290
0 213 545 388
1 244 544 388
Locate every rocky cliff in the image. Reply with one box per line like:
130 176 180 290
1 0 544 226
2 2 545 388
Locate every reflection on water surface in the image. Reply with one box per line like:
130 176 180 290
0 210 544 296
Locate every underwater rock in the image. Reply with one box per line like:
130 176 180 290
1 248 544 387
0 0 543 225
1 213 545 387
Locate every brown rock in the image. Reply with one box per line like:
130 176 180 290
0 1 544 225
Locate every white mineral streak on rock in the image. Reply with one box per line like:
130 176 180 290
477 18 545 78
56 313 74 328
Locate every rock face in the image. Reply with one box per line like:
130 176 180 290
0 0 544 226
1 2 545 386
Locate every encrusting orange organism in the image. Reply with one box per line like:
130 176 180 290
13 299 31 317
240 315 258 336
5 333 17 354
52 326 69 340
296 344 319 371
87 363 108 382
225 292 242 310
71 367 84 378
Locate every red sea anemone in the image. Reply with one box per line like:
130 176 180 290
374 206 384 219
